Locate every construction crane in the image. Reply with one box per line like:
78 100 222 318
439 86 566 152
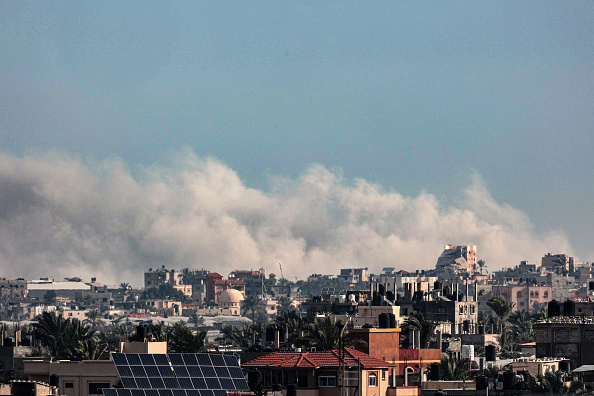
279 262 285 283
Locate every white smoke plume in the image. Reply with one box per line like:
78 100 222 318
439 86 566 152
0 150 573 286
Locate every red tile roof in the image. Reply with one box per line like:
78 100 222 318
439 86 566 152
241 348 396 369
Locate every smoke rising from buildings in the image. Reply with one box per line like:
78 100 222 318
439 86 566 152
0 150 573 286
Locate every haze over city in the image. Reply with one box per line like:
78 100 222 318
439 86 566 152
1 2 593 285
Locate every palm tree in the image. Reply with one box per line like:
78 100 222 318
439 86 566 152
188 313 204 329
276 296 295 316
217 325 243 346
401 312 437 349
441 353 472 380
487 296 515 332
72 338 108 360
299 317 351 351
33 311 93 359
554 256 568 275
84 309 102 330
508 310 534 344
167 322 207 353
241 295 267 323
531 371 584 394
119 283 130 292
477 259 487 275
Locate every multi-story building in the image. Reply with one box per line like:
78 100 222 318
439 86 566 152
535 316 594 370
0 279 28 300
542 253 574 272
435 245 477 276
144 267 182 289
491 285 553 312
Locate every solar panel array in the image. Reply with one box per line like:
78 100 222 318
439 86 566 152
105 353 249 396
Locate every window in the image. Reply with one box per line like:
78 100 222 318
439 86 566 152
65 383 74 389
544 291 548 297
470 305 475 314
88 383 111 394
369 372 377 387
318 373 337 387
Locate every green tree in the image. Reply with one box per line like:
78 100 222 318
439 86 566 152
188 313 205 329
119 283 130 293
217 325 243 347
401 312 437 349
487 296 515 332
477 259 487 275
298 317 363 351
180 268 190 285
33 311 93 359
276 296 295 316
441 353 472 380
43 290 57 304
530 371 583 394
167 322 207 353
84 309 102 329
72 338 108 360
508 310 534 344
241 295 267 323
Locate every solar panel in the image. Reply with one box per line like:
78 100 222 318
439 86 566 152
107 352 248 395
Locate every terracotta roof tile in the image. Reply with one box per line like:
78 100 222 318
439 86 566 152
242 348 395 369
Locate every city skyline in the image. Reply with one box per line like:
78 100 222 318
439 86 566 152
1 3 592 284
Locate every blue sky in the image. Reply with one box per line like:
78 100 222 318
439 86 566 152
1 2 593 281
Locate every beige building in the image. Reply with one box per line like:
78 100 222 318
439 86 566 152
24 360 118 396
435 245 477 275
511 357 564 378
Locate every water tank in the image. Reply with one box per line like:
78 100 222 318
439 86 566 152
478 325 485 335
430 363 442 381
476 375 488 390
461 345 474 361
389 313 397 329
564 300 576 317
136 325 147 340
272 384 283 392
287 384 297 396
485 345 496 362
379 313 391 328
548 300 561 317
49 374 60 387
248 370 263 392
266 325 277 342
434 281 442 291
589 281 594 291
503 371 516 390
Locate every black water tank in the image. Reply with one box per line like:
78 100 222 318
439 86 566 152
430 363 442 381
589 281 594 291
287 384 297 396
389 313 397 329
379 313 391 328
478 325 485 335
136 325 147 340
362 324 374 328
559 360 571 372
378 284 386 296
564 300 576 317
434 391 447 396
248 370 263 392
503 371 516 390
3 338 12 347
372 295 382 306
548 300 561 317
49 374 60 387
266 325 277 342
272 384 283 392
486 345 496 362
434 281 442 291
476 375 488 390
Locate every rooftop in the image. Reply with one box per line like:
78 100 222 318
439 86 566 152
241 347 396 369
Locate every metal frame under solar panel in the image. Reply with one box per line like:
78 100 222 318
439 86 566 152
103 389 228 396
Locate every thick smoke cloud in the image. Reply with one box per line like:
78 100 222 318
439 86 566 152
0 151 573 286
